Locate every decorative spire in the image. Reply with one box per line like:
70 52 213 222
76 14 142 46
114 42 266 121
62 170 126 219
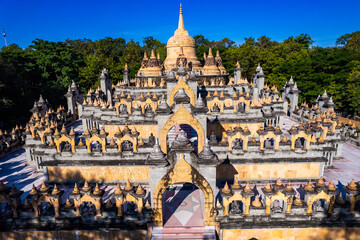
51 184 60 195
72 183 80 195
221 181 231 194
82 181 92 192
346 179 358 191
252 195 262 207
148 138 165 160
125 180 133 191
93 183 102 196
263 181 273 193
150 49 156 59
316 176 326 188
40 181 50 192
328 180 336 191
178 3 185 31
114 183 123 195
232 178 242 190
243 182 252 193
304 180 314 192
30 184 38 195
69 127 76 136
208 48 213 57
135 184 145 195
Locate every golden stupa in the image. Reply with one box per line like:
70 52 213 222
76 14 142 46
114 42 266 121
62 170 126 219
163 4 201 71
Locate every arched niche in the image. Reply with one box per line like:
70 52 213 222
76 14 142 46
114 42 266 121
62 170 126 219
54 135 75 153
306 190 331 214
233 97 250 113
85 135 106 153
169 77 195 106
160 104 205 153
207 97 224 113
291 131 311 150
115 99 132 115
260 132 279 150
228 132 249 151
115 134 138 153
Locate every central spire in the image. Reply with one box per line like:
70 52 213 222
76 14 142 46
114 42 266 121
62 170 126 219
178 3 185 30
174 3 188 36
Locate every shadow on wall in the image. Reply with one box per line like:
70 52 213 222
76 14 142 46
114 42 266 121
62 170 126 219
0 230 147 240
47 167 105 185
216 156 238 187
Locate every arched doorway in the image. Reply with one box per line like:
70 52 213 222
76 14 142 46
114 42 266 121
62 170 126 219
167 124 198 152
162 183 204 227
152 154 217 226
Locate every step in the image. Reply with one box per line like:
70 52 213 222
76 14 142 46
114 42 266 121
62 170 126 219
152 226 216 240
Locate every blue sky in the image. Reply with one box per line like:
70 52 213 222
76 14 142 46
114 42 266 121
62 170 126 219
0 0 359 48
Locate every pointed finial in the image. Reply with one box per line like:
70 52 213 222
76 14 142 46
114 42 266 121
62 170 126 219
30 184 38 195
143 51 148 60
136 184 145 195
114 183 123 195
252 195 262 207
347 179 358 191
243 182 252 193
178 3 185 30
263 181 273 193
208 48 213 57
93 183 102 196
150 49 156 58
221 181 231 194
72 183 80 195
328 180 336 191
52 184 60 195
125 180 133 191
232 178 242 190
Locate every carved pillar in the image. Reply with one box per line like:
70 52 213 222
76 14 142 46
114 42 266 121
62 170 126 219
306 197 313 214
52 199 60 217
244 197 251 215
286 197 292 214
74 199 81 217
115 198 124 217
328 195 335 214
265 196 271 215
137 198 143 216
32 202 40 218
349 195 356 214
95 199 102 217
223 199 229 216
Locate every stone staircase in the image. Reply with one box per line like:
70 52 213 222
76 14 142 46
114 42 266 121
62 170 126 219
151 226 216 240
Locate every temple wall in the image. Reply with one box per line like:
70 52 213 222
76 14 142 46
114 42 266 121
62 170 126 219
47 166 149 182
0 230 147 240
208 123 262 137
104 124 158 138
222 228 360 240
217 162 322 180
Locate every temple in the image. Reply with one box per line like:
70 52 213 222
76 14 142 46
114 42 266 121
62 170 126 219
1 4 359 240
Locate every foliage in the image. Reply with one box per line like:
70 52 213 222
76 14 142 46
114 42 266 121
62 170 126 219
0 31 360 129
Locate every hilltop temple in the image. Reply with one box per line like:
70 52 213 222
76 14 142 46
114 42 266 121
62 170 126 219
1 4 359 240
